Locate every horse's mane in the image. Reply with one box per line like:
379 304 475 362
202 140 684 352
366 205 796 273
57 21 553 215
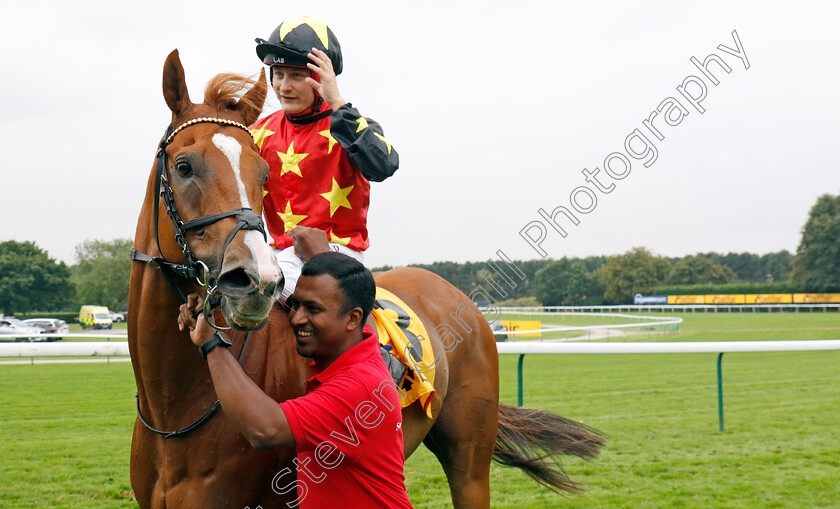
204 73 261 115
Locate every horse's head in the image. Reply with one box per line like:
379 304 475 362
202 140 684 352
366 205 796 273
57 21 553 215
155 49 280 330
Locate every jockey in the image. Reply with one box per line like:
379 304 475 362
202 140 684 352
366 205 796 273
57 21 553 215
252 16 399 301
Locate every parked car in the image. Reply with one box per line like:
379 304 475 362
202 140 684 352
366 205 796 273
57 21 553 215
0 317 43 342
487 319 509 342
109 311 125 323
23 318 69 341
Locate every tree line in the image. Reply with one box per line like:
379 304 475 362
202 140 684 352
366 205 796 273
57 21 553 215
0 239 131 315
377 192 840 305
377 249 796 306
2 191 839 313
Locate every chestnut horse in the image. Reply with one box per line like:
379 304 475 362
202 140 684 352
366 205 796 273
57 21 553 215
128 49 604 509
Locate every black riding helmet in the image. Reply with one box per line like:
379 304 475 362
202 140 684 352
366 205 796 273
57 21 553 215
255 16 343 75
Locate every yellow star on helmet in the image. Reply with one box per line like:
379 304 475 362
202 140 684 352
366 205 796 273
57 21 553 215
279 17 330 49
277 141 308 177
278 202 308 233
373 132 392 154
319 129 338 154
328 229 351 246
320 178 354 217
355 116 369 133
250 125 275 149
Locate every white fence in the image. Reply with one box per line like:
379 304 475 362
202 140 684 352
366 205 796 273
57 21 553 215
501 304 840 313
495 339 840 354
4 337 839 432
498 315 682 338
497 339 840 431
11 339 837 356
0 332 127 341
0 341 130 358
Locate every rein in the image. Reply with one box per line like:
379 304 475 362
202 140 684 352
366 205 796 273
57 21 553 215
135 331 253 439
132 116 266 438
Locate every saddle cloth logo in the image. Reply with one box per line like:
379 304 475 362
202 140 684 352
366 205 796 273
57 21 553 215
371 287 436 419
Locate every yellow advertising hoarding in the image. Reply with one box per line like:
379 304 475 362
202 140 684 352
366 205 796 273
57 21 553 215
668 295 705 305
499 320 541 337
662 293 840 305
793 293 840 304
704 294 746 304
745 294 793 304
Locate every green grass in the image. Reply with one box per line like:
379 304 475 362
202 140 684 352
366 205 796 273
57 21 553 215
1 313 839 507
0 364 137 507
498 311 840 343
499 312 649 326
65 322 127 342
675 312 840 341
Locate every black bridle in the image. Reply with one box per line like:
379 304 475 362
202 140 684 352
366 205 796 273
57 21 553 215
131 116 268 438
131 116 268 328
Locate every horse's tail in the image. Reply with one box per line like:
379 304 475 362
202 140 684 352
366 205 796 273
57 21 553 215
492 403 607 494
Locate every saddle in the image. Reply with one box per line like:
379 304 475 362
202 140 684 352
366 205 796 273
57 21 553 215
371 287 437 419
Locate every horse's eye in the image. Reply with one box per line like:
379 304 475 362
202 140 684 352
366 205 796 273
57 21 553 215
175 160 192 177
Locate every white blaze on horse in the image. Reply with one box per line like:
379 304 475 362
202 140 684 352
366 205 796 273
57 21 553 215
128 49 605 509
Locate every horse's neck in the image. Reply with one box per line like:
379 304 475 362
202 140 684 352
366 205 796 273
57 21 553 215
128 199 213 405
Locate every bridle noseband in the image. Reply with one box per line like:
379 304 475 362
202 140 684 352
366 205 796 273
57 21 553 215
131 116 269 330
131 116 270 438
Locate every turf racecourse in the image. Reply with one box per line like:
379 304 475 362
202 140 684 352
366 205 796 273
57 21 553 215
1 313 839 508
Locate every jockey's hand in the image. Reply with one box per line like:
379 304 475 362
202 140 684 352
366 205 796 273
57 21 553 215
290 226 330 262
178 294 214 346
306 47 346 109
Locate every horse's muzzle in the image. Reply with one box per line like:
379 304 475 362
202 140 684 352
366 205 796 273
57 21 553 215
217 265 283 299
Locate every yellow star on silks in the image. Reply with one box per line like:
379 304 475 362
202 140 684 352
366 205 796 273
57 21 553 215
277 141 308 177
319 178 354 217
355 116 369 133
262 189 268 198
279 17 330 49
318 129 338 154
278 202 308 233
250 125 275 149
328 229 351 246
373 132 392 154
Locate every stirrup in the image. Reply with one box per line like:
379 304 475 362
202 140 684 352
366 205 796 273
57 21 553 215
380 345 406 386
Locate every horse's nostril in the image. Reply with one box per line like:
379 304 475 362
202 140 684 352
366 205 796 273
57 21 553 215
216 268 253 294
264 278 280 297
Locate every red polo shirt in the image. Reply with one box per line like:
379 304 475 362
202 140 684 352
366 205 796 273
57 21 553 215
278 327 413 508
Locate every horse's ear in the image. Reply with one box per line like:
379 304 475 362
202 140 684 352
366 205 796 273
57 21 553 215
162 49 193 118
237 68 267 126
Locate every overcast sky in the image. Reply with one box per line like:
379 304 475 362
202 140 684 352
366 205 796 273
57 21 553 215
1 1 838 268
